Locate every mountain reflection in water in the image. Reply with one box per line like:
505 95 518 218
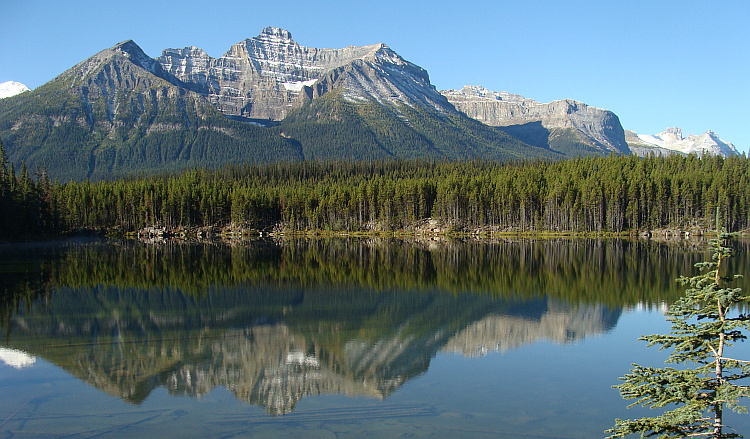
1 237 746 415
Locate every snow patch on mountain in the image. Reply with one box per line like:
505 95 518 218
282 79 318 91
634 127 739 157
0 81 30 98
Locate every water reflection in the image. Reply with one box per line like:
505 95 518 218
0 347 36 369
0 237 747 415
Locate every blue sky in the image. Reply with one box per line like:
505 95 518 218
2 0 748 153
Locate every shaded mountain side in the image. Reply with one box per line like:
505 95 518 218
496 122 607 157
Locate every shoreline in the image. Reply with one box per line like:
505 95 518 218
4 224 747 246
127 224 746 243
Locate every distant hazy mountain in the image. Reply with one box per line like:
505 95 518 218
0 81 30 98
442 85 630 156
626 127 739 157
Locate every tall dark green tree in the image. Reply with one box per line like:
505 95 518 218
607 233 750 438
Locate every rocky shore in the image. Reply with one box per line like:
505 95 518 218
127 219 728 244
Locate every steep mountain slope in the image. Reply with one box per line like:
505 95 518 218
0 40 302 180
627 127 739 157
279 76 556 161
442 85 630 156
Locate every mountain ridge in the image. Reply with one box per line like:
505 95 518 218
0 38 303 180
0 27 740 181
0 30 560 180
157 26 454 121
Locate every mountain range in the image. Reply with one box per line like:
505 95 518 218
0 27 739 181
625 127 738 157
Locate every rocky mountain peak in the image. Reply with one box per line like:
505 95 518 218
660 127 684 141
157 27 452 121
231 26 306 62
112 40 161 74
59 39 173 87
257 26 294 43
632 127 739 157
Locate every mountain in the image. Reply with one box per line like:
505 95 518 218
0 81 30 99
441 85 630 156
0 40 302 181
158 26 454 122
0 28 558 180
626 127 739 157
158 27 553 161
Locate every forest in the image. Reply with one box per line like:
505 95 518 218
1 138 749 241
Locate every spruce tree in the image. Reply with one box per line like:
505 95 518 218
607 233 750 438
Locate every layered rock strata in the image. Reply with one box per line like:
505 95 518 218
158 26 452 121
441 85 630 154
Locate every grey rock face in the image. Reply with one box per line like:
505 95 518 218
441 85 630 154
158 26 452 121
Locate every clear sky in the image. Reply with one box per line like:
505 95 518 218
2 0 748 153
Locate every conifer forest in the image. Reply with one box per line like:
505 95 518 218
1 141 749 241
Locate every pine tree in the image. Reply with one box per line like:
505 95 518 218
607 233 750 438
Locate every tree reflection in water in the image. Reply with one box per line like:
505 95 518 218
0 237 747 415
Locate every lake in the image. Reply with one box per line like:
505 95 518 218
1 237 749 438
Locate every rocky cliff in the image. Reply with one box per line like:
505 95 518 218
158 26 453 122
441 85 630 155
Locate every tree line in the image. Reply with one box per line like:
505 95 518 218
2 142 749 240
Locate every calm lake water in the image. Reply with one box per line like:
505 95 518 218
1 237 749 438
